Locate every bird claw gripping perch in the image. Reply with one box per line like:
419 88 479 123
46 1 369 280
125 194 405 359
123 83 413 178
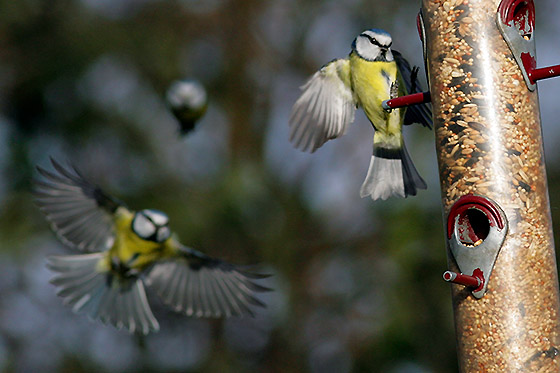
496 0 560 91
381 63 431 111
443 194 508 298
390 81 399 100
384 81 400 113
382 91 432 112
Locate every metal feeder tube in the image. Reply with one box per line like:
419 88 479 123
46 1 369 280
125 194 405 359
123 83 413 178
421 0 560 370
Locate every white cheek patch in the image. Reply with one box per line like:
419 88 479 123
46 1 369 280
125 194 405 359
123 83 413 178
356 37 381 61
156 226 171 242
132 213 156 239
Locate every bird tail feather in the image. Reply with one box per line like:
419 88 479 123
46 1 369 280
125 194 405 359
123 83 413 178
47 253 159 334
360 141 426 200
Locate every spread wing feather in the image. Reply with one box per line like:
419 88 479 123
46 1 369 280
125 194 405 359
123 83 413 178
146 244 270 318
34 158 122 252
289 59 357 152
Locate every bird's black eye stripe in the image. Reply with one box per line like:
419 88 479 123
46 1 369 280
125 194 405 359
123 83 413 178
362 34 391 49
144 213 155 226
363 34 380 46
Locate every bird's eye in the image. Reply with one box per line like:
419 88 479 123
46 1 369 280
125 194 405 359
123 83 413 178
363 34 385 48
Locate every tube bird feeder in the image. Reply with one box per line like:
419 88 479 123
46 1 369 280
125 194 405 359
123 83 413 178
419 0 560 370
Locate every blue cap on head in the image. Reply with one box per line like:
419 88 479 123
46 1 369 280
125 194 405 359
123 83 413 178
367 28 391 37
352 28 392 51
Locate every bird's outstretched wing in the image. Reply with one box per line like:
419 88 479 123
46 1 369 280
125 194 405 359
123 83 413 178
289 58 357 152
393 50 432 129
146 243 270 318
34 158 123 252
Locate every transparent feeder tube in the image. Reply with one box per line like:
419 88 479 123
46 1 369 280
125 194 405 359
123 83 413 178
421 0 560 371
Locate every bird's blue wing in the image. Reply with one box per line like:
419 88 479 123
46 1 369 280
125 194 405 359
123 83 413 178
34 158 122 252
393 50 433 129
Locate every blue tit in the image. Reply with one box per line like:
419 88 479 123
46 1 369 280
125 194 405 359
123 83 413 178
290 29 432 200
34 158 269 335
166 79 208 135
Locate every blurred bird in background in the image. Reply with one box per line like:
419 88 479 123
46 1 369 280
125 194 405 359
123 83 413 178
166 79 208 135
34 158 269 335
289 29 432 200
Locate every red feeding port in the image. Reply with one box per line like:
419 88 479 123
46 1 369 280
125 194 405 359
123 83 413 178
447 194 505 244
498 0 560 86
498 0 535 38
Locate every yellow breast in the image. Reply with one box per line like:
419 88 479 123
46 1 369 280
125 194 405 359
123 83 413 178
349 53 403 147
350 53 398 122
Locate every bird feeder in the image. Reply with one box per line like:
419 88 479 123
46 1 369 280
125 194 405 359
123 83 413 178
387 0 560 370
422 0 560 370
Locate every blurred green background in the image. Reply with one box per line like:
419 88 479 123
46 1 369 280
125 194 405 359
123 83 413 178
1 0 560 372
